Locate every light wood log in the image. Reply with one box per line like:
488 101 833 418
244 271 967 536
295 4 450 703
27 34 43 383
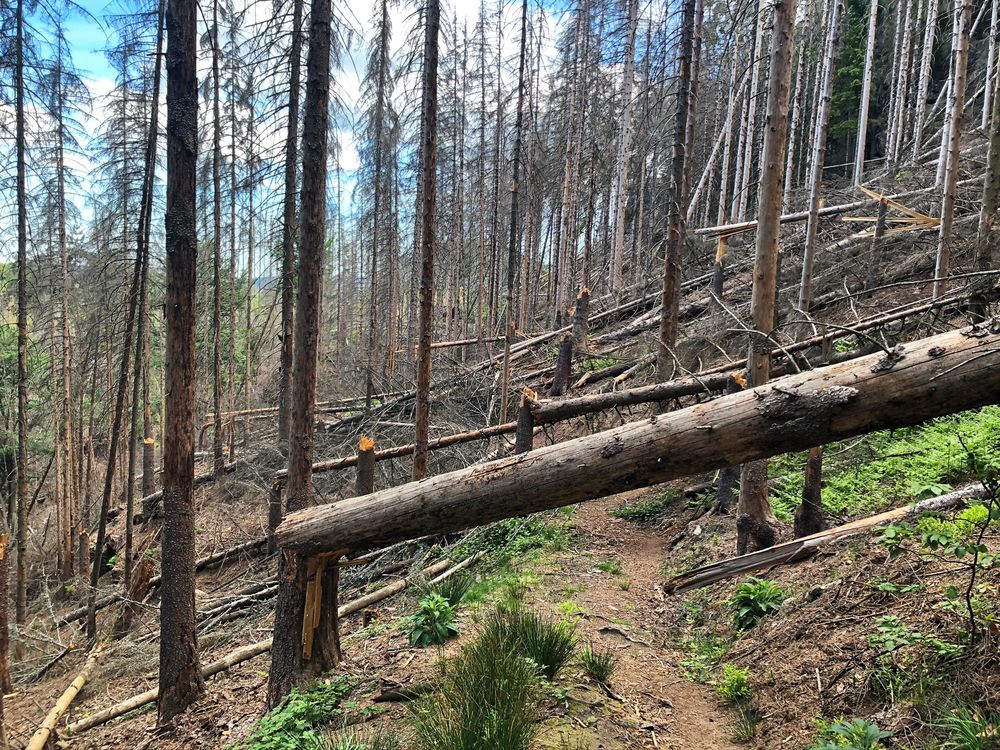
666 484 988 592
26 648 102 749
277 323 1000 555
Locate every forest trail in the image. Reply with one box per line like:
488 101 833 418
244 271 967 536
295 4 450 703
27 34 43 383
524 491 740 750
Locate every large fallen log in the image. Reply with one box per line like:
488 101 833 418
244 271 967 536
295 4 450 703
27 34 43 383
664 484 989 593
64 555 472 734
277 322 1000 555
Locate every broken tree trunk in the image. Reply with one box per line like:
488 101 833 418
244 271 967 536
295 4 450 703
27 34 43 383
355 437 376 495
548 333 574 397
666 483 989 592
515 389 536 454
794 445 826 537
277 323 1000 556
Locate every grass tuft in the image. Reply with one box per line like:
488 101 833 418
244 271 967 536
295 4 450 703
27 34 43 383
579 642 617 687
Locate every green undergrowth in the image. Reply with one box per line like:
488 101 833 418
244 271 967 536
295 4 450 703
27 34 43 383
234 676 357 750
613 488 682 525
768 407 1000 522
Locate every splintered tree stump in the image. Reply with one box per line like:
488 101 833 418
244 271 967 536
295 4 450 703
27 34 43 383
548 333 574 397
794 445 826 538
571 288 591 351
115 555 154 635
515 389 536 454
355 436 376 495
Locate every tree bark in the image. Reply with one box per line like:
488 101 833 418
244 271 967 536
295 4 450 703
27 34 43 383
548 333 574 398
610 0 639 293
355 437 376 496
934 0 973 298
277 324 1000 556
412 0 441 481
14 0 29 638
794 445 825 537
972 44 1000 319
854 0 878 183
738 0 798 555
658 0 695 381
158 0 204 722
267 0 334 707
278 0 304 446
798 0 843 314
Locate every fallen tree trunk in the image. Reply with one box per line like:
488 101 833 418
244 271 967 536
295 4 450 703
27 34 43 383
665 484 989 593
27 648 102 749
695 177 980 237
277 323 1000 555
64 555 473 734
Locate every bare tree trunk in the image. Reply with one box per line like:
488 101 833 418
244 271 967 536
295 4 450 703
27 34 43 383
738 0 798 555
267 0 337 706
14 0 29 638
211 0 224 479
913 0 939 159
984 0 998 130
934 0 973 298
499 0 529 424
854 0 878 183
798 0 842 315
157 0 204 721
412 0 441 481
278 0 303 446
971 52 1000 319
657 0 696 380
610 0 639 293
794 446 825 537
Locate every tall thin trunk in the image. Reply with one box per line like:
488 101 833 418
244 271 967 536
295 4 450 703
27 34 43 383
798 0 842 315
657 0 696 380
157 0 204 721
211 0 224 478
737 0 798 555
972 39 1000 318
267 0 337 705
854 0 878 183
934 0 973 298
610 0 639 294
14 0 29 633
499 0 529 423
984 0 998 129
913 0 938 158
278 0 304 442
412 0 441 481
365 0 391 409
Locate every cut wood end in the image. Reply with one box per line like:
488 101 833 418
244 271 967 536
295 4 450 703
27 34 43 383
359 436 376 452
730 371 747 389
523 388 537 400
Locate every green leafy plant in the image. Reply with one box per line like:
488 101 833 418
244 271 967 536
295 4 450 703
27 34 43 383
934 706 1000 750
407 593 459 647
716 663 751 705
579 642 617 687
807 718 891 750
234 677 354 750
728 578 785 631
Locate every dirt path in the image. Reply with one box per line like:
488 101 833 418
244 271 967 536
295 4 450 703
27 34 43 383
526 490 740 750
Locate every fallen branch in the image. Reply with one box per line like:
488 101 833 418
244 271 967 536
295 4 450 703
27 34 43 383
64 555 476 735
27 648 102 749
664 484 989 593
